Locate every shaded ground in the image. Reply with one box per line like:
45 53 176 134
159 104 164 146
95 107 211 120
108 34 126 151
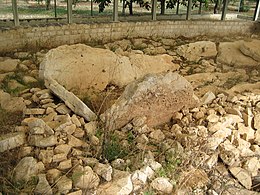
0 0 258 28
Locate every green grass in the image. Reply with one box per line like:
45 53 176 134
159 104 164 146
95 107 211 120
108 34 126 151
103 134 128 162
0 175 38 194
143 190 155 195
0 4 112 17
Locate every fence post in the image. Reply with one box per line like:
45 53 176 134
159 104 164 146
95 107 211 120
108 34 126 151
67 0 73 24
12 0 19 26
113 0 119 22
253 0 260 21
186 0 192 20
221 0 229 20
152 0 157 20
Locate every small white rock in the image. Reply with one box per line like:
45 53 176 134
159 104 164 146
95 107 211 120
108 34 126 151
229 167 252 189
151 177 173 194
93 163 113 181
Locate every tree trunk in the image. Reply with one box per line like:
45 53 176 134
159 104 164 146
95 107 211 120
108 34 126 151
46 0 51 10
239 0 245 11
122 0 126 15
54 0 57 17
129 0 133 15
198 1 202 14
161 0 165 14
176 0 180 14
214 0 219 14
91 0 93 16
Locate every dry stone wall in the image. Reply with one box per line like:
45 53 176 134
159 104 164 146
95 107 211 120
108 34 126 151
0 20 259 53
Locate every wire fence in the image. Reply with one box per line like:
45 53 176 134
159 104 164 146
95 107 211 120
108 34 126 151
0 0 259 28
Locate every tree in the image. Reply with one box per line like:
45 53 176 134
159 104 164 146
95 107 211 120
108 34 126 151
213 0 222 13
165 0 209 14
159 0 166 14
95 0 150 15
124 0 150 15
94 0 112 12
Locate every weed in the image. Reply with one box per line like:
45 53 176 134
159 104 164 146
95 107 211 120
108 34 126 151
0 177 38 194
95 128 103 139
127 131 135 144
0 73 26 95
103 134 128 162
155 167 168 178
143 190 155 195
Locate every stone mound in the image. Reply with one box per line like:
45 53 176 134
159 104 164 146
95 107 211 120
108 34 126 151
102 72 199 129
176 41 217 62
39 44 179 94
217 40 260 67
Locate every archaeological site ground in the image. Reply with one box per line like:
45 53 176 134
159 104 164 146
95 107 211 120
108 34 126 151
0 0 260 194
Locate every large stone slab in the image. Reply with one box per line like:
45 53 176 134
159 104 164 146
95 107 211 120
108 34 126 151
102 72 198 130
176 41 217 62
39 44 179 93
217 41 259 67
240 39 260 62
44 77 97 121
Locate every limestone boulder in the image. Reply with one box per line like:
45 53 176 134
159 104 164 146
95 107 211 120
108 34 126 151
13 157 39 183
229 167 252 189
39 44 179 93
0 132 26 152
176 41 217 62
73 166 100 189
0 59 19 73
0 90 26 112
102 72 198 130
222 187 259 195
93 163 113 182
97 170 133 195
28 135 57 147
34 174 52 195
240 39 260 62
56 176 73 194
217 41 259 67
151 177 173 194
219 140 240 166
131 170 148 191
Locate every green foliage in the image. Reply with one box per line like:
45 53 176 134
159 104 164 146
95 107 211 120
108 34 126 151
0 176 38 194
0 72 43 96
155 167 168 177
0 74 25 96
95 128 103 139
127 131 135 143
103 134 128 161
94 0 112 13
144 190 155 195
166 0 209 10
95 0 150 13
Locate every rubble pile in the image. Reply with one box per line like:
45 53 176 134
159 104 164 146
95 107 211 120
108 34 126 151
0 37 260 194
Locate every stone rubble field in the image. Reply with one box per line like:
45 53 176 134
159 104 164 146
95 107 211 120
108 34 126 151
0 36 260 194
